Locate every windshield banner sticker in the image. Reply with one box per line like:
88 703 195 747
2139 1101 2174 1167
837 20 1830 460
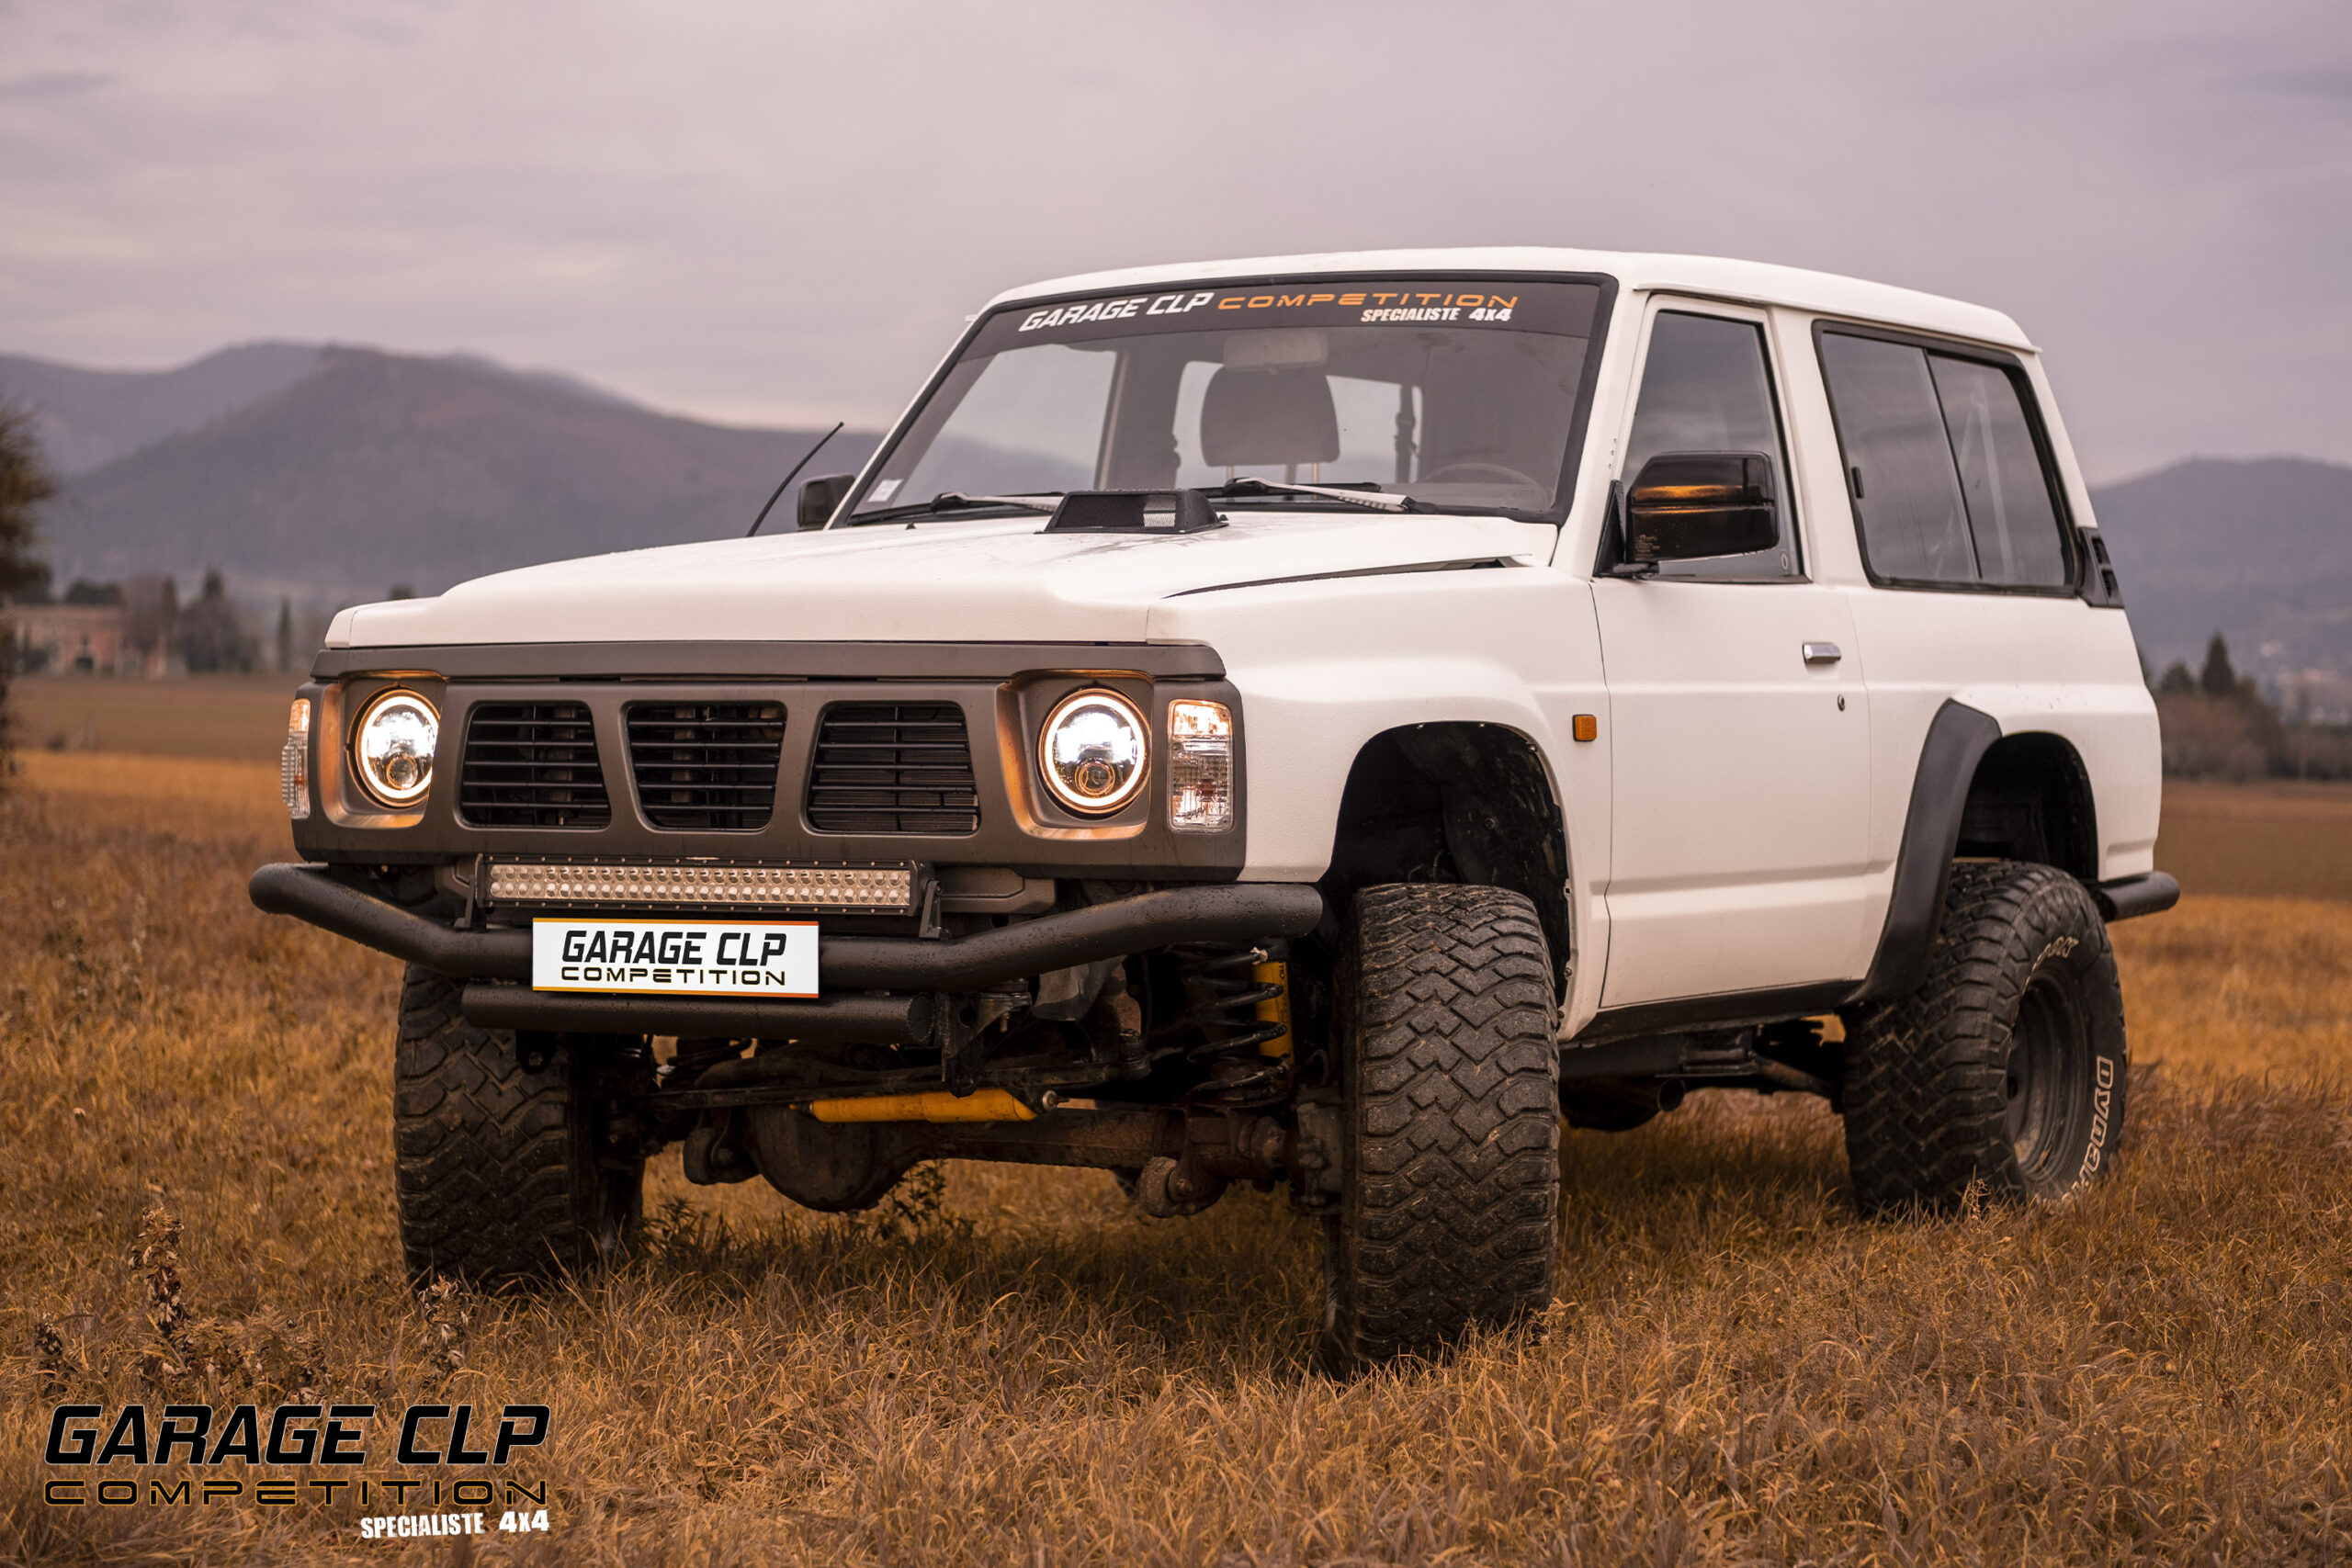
975 276 1598 354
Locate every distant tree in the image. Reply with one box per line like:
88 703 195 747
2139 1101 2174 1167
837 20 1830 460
177 568 258 673
123 575 178 672
2199 634 2239 700
389 584 417 601
1 406 58 776
2158 631 2288 778
62 579 123 606
275 597 294 673
8 558 53 606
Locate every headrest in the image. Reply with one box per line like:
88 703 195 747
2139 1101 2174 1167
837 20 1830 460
1199 367 1340 469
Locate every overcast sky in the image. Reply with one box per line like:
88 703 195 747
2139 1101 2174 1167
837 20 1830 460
1 0 2346 482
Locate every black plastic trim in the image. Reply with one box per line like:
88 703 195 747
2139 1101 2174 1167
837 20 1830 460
1849 699 2005 1001
460 987 933 1043
2093 870 2179 922
313 641 1227 682
2077 527 2127 608
249 863 1323 991
1572 981 1857 1044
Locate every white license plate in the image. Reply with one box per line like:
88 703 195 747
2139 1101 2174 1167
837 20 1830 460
531 918 819 998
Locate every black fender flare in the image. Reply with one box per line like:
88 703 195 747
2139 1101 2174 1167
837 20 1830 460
1849 699 2003 1004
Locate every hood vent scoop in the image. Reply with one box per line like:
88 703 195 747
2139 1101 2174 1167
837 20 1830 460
1044 489 1227 535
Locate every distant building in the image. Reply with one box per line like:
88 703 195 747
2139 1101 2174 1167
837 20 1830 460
7 602 130 673
2278 668 2352 727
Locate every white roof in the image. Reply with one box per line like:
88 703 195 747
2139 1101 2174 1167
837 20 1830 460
985 246 2032 351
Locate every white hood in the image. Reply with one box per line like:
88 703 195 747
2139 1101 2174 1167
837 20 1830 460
330 513 1559 648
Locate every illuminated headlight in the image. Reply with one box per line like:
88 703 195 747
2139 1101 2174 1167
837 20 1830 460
281 698 311 821
1168 698 1234 832
1038 689 1148 815
350 688 438 808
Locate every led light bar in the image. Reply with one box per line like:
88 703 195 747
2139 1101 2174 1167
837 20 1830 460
487 859 917 913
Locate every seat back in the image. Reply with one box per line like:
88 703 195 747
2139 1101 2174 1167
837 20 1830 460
1199 367 1340 469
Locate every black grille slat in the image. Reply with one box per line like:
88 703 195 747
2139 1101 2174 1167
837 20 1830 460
808 703 979 834
626 702 786 831
458 702 611 828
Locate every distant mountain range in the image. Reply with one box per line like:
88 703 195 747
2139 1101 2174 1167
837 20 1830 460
2086 457 2352 678
4 344 2348 677
0 343 328 474
2 344 879 604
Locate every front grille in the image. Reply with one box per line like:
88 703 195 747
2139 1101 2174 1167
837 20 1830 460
458 702 610 828
807 702 979 834
626 701 786 831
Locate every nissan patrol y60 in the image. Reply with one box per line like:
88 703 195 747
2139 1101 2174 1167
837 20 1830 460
252 248 2172 1373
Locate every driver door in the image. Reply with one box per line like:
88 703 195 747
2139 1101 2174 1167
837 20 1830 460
1593 300 1873 1008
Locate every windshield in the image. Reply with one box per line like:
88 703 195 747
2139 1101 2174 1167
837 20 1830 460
848 276 1604 522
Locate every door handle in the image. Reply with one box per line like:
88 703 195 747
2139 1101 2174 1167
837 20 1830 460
1802 642 1843 664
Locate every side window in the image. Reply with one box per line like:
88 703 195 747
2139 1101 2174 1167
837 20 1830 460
1623 310 1796 580
1818 330 2073 590
1928 356 2069 586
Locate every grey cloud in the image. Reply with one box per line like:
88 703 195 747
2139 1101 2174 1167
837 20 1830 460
0 0 2345 480
0 70 108 100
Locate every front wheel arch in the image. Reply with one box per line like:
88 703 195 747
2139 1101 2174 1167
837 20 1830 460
1319 723 1573 997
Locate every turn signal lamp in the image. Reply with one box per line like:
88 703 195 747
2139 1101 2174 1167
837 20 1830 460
1168 698 1234 832
281 698 311 820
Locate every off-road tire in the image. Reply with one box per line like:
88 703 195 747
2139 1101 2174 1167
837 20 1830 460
1843 861 2126 1214
1319 883 1560 1376
392 964 644 1283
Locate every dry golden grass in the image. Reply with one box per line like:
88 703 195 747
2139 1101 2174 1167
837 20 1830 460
2147 778 2352 903
7 675 297 763
0 759 2346 1564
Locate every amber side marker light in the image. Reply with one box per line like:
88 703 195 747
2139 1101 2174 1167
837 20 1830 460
1572 715 1599 742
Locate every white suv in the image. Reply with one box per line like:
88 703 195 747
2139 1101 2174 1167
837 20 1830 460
254 247 2170 1373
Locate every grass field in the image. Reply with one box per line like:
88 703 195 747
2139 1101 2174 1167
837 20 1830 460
5 674 297 762
0 752 2347 1564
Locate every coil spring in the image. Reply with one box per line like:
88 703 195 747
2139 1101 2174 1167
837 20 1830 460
1169 940 1290 1105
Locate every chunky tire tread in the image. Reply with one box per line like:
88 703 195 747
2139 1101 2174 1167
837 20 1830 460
1843 861 2127 1214
1322 884 1560 1374
392 964 639 1283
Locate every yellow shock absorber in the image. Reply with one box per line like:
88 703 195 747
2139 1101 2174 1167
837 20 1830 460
807 1088 1037 1124
1253 957 1293 1057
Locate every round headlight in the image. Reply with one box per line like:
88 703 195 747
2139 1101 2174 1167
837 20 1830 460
1038 689 1148 815
351 688 438 808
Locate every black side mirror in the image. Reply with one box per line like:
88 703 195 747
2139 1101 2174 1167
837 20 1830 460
1623 452 1778 563
797 474 857 530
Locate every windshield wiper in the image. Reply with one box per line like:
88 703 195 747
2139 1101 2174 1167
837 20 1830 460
938 491 1061 514
1212 478 1418 513
850 491 1066 524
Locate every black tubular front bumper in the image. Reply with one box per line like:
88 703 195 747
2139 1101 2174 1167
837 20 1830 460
248 863 1323 994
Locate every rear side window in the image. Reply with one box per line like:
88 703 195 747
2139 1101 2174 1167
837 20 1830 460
1928 356 2068 585
1818 330 2073 590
